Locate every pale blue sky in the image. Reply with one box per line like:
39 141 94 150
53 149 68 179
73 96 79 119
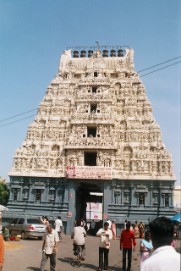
0 0 180 185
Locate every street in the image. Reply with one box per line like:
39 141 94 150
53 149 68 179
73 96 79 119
3 234 181 271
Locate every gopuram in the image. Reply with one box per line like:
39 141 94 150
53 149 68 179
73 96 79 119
7 46 176 234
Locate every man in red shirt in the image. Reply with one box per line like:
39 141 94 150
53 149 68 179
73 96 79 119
120 221 136 271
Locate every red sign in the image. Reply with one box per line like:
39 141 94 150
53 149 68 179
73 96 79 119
66 166 112 180
67 211 72 217
103 213 108 219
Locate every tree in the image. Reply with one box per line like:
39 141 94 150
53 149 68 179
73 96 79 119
0 178 9 206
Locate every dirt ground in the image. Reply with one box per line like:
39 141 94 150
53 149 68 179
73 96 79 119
3 234 181 271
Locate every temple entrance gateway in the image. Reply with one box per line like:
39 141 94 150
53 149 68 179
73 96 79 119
76 182 103 224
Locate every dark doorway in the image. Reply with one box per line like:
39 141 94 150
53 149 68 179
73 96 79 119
90 104 97 113
87 127 97 137
94 72 98 77
84 152 97 166
92 86 97 93
76 183 103 224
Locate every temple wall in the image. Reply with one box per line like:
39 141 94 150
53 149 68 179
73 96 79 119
6 46 176 234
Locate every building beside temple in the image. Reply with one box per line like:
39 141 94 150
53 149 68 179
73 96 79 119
173 186 181 211
7 46 176 234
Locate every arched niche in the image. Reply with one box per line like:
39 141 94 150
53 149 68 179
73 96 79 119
52 144 60 151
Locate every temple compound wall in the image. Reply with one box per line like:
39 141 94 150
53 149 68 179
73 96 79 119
7 46 176 234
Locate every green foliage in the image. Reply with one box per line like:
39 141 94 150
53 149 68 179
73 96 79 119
0 178 9 206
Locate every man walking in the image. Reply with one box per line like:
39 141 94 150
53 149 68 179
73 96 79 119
96 221 113 271
141 217 180 271
40 224 59 271
54 216 63 240
71 220 86 260
120 221 136 271
106 219 112 230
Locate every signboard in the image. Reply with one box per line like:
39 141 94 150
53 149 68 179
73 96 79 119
86 211 102 220
66 166 112 180
86 202 102 220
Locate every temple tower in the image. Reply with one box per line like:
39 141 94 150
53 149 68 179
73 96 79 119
7 46 176 234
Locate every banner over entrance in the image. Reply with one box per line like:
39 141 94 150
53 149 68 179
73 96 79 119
66 166 112 179
86 202 102 220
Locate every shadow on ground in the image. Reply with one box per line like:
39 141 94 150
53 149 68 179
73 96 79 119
59 257 98 270
27 268 40 271
59 257 122 270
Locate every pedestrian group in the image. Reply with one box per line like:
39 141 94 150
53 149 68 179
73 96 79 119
0 215 179 271
23 215 180 271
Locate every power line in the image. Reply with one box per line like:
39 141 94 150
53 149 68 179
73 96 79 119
140 60 181 77
0 115 36 128
0 108 37 123
138 56 181 73
0 57 180 128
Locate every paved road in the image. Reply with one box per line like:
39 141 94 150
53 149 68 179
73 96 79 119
3 234 181 271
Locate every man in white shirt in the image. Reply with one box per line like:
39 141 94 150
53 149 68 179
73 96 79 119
141 216 180 271
40 224 59 271
54 216 63 240
106 219 112 230
71 220 86 260
96 222 113 271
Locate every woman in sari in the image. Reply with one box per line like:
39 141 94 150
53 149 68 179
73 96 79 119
140 230 153 266
139 222 145 238
111 220 117 239
134 221 139 238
